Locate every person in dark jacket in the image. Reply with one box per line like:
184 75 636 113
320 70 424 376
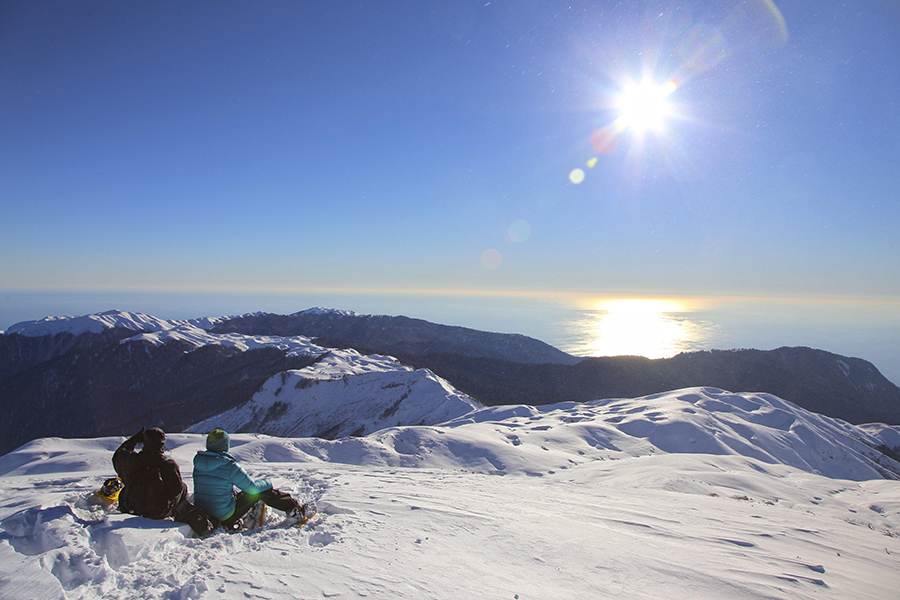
193 429 308 530
113 427 213 536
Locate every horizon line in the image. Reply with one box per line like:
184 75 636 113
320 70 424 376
2 285 899 309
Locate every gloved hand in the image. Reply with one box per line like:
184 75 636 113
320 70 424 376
130 427 146 444
119 427 146 452
250 479 273 495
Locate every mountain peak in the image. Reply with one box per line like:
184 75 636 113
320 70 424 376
291 307 364 318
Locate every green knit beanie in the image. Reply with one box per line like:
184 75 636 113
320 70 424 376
206 429 230 452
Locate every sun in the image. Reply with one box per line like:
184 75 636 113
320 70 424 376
586 76 681 157
614 79 678 134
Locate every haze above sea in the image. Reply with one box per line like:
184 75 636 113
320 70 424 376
2 290 898 387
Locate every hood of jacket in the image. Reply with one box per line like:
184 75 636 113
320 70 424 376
193 450 235 473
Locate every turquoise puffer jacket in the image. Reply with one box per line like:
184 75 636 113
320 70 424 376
192 450 272 521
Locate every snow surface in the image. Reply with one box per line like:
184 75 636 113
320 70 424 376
175 325 482 439
125 325 324 357
2 388 899 599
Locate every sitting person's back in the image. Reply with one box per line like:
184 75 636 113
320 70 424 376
113 427 213 536
193 442 269 522
113 427 185 519
193 429 308 529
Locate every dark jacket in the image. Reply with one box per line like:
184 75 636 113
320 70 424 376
113 431 187 520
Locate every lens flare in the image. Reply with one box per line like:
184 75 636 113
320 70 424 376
569 168 586 184
678 24 727 72
481 248 502 270
505 219 532 243
591 125 619 155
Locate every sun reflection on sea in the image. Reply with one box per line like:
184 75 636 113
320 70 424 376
561 298 713 359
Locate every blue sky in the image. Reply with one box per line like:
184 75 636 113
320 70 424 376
2 1 899 305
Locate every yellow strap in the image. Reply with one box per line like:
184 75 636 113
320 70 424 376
97 488 121 502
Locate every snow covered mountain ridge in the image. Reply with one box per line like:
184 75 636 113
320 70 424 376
4 308 354 359
3 307 361 337
200 309 900 424
4 309 231 337
0 309 483 455
187 355 480 440
3 308 900 459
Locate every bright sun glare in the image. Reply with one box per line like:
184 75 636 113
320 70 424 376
614 79 678 133
578 298 700 359
582 77 680 162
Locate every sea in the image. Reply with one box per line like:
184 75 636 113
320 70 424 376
2 290 899 387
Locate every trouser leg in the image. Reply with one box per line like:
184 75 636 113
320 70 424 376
220 488 302 529
260 488 301 514
220 491 258 529
173 498 215 536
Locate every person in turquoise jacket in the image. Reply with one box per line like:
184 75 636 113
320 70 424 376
193 429 308 530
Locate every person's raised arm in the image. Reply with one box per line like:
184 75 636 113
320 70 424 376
113 427 145 474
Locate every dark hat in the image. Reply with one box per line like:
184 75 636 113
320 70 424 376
206 429 230 452
143 427 166 451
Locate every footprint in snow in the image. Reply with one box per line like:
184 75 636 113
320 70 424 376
308 531 337 547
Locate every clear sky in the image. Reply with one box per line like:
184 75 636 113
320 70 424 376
2 1 899 304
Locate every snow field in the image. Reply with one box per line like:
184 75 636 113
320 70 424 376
1 452 898 600
3 385 900 600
